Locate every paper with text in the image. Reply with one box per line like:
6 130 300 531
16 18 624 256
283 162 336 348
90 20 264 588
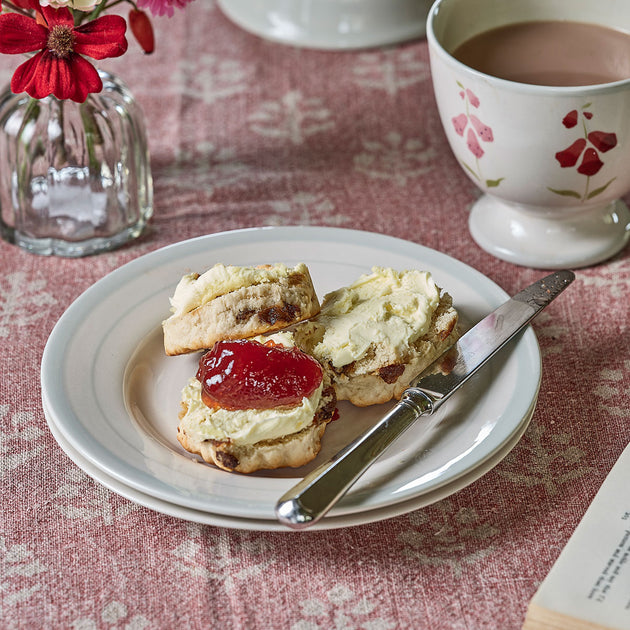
524 442 630 630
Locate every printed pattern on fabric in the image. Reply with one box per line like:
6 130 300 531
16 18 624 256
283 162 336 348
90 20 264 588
0 3 628 629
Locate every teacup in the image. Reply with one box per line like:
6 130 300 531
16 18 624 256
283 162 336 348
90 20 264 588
427 0 630 268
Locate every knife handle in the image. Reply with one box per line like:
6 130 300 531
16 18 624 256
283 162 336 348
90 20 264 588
275 388 434 529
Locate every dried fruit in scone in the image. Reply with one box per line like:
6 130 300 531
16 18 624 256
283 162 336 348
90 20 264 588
176 332 337 474
293 267 459 407
162 263 320 356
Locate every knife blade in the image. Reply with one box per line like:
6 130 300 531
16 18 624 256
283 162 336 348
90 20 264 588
275 270 575 529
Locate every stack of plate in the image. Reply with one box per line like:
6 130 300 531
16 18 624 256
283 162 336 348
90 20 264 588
42 227 541 531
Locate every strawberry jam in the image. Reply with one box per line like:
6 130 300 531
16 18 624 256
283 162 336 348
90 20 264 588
196 339 323 410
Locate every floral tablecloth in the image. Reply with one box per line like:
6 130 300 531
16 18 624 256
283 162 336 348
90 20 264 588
1 3 629 629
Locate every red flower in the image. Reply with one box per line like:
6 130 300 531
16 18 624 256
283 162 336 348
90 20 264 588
129 9 155 54
0 5 128 102
555 138 587 167
577 148 604 176
562 110 578 128
588 131 617 153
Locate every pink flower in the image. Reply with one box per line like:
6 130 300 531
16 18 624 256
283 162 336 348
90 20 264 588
452 113 467 136
137 0 195 17
466 89 480 108
466 128 484 158
469 115 493 142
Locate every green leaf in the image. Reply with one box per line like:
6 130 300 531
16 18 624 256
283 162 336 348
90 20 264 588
547 187 582 199
486 178 504 188
456 80 464 89
462 161 480 180
587 177 616 199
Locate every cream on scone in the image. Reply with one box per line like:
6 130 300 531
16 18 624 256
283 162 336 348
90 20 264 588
163 263 320 356
176 332 337 473
294 267 459 407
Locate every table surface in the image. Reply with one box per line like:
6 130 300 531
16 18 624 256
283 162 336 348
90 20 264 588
2 4 629 629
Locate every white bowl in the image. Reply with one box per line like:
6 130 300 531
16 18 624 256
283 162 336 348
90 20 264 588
217 0 431 50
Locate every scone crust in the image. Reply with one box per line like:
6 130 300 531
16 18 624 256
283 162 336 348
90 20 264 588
177 420 328 474
311 294 459 407
163 268 320 355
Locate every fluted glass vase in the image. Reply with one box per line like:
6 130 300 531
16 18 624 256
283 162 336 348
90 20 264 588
0 72 153 257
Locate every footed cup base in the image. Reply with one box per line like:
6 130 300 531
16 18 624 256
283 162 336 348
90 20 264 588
469 195 630 269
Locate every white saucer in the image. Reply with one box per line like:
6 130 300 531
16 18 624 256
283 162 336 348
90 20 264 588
41 227 541 526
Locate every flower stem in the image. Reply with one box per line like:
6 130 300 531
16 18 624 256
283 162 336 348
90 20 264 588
1 1 33 16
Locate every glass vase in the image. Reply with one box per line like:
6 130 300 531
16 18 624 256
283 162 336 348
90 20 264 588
0 71 153 257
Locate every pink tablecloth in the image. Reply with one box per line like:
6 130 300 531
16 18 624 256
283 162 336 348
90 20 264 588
1 4 629 629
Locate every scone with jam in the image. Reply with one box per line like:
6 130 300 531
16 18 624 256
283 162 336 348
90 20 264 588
176 332 337 473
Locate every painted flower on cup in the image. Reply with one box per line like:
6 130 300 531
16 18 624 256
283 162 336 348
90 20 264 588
451 81 503 188
549 105 618 200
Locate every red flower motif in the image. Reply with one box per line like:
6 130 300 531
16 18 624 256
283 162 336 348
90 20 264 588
554 109 618 177
562 110 578 128
0 5 128 102
555 138 587 167
588 131 617 153
577 148 604 176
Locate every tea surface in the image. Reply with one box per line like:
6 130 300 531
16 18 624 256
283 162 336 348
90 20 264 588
452 21 630 86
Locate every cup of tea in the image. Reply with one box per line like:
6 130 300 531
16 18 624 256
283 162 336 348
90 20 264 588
427 0 630 268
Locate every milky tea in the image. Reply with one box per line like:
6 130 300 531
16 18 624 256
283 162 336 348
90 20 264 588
452 21 630 87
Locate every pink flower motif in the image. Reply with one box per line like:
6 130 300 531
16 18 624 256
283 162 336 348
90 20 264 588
469 115 493 142
459 90 465 100
466 89 480 108
467 128 484 158
452 113 468 136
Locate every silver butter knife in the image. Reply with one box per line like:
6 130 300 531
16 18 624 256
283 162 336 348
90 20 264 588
276 270 575 529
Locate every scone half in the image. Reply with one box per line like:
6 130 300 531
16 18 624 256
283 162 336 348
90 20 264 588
294 267 460 407
177 377 337 474
326 294 458 406
163 263 320 355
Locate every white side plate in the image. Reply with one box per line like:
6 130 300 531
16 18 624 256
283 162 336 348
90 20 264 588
41 227 541 524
